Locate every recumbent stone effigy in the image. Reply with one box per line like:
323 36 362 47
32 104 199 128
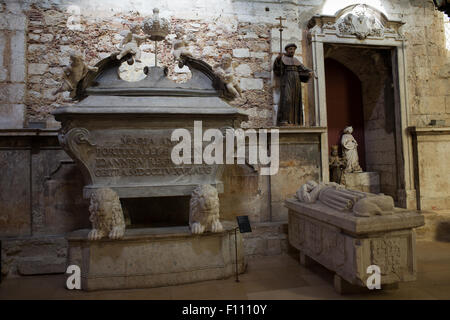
287 180 424 293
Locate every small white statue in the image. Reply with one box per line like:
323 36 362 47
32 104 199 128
341 126 362 173
172 25 192 65
117 24 147 63
214 54 242 98
88 188 126 240
189 184 223 234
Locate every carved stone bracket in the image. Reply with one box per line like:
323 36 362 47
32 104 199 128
59 127 96 154
58 127 96 184
308 4 405 41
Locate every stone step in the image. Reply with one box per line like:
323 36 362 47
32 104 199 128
416 210 450 242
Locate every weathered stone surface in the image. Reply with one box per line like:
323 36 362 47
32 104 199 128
18 258 66 275
416 210 450 241
270 129 323 221
1 236 68 277
67 223 245 290
0 33 6 82
0 134 89 243
411 127 450 210
242 221 291 257
239 78 263 90
254 71 271 79
250 51 268 60
343 172 380 194
232 48 250 58
0 13 27 31
31 149 89 235
0 83 25 103
220 164 269 222
10 31 26 82
202 46 219 57
0 150 30 236
0 104 24 128
28 63 48 75
235 64 252 77
28 43 46 53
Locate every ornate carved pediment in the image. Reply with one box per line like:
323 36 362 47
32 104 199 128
308 4 404 40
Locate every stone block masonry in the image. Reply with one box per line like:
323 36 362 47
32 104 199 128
18 5 276 128
0 1 27 128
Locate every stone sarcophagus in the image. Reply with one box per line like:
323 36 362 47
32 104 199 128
286 181 425 293
53 60 246 201
53 23 248 289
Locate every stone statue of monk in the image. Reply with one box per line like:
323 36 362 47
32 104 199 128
273 43 313 126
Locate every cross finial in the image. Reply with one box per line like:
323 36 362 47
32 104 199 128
276 16 286 30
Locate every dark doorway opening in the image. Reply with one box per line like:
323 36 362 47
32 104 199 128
325 57 366 171
324 44 399 201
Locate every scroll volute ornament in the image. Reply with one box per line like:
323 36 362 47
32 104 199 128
58 127 96 185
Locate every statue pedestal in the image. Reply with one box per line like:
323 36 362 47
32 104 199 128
343 172 380 194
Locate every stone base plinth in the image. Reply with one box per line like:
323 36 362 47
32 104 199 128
343 172 380 194
67 222 246 291
285 199 424 293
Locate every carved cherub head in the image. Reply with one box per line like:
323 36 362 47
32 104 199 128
129 23 141 34
120 30 133 43
174 25 184 38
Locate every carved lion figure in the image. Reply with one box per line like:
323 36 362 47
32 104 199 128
189 184 223 234
88 188 125 240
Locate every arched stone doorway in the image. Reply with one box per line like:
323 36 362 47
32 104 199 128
307 4 415 208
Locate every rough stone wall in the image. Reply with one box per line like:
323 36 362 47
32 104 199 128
400 1 450 127
446 14 450 52
8 2 277 128
387 1 449 210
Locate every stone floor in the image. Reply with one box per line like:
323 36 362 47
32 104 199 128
1 240 449 300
